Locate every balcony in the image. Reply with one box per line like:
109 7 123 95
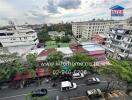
124 40 132 44
111 38 123 42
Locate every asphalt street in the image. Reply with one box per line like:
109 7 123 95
0 74 121 100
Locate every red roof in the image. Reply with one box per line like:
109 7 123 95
38 48 56 57
92 34 105 44
70 45 87 54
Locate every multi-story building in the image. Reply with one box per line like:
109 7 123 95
0 25 39 55
126 17 132 26
72 20 120 40
104 26 132 59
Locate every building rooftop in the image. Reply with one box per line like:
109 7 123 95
110 5 124 10
38 48 56 57
29 48 45 55
72 20 121 24
85 46 104 51
57 47 73 54
81 42 105 52
98 34 109 38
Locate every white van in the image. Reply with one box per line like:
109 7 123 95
61 81 77 91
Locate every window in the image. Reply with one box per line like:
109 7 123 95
125 44 128 48
116 35 122 40
128 45 132 48
0 33 6 36
127 38 131 42
24 37 27 39
10 38 16 40
32 36 35 38
121 49 124 52
7 33 14 36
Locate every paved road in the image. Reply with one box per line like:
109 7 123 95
0 74 121 100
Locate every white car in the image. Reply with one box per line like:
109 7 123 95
86 89 103 98
61 81 77 91
72 73 84 79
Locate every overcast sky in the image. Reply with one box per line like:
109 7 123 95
0 0 132 26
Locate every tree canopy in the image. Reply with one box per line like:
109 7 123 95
46 51 64 70
69 53 96 70
0 53 35 82
26 53 37 69
37 23 72 43
100 58 132 83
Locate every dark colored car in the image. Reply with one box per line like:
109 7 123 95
59 74 72 81
32 88 47 97
85 77 100 85
86 89 103 99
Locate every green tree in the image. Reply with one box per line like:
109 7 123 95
70 53 96 70
61 36 71 43
99 58 132 95
55 37 61 44
0 53 21 81
46 51 64 70
37 30 51 43
26 53 37 69
0 53 35 87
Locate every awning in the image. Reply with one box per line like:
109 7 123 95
13 73 21 81
23 72 31 80
36 68 44 77
46 68 50 76
36 67 50 77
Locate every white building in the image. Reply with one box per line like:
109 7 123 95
72 20 120 40
48 31 65 39
104 25 132 59
0 26 39 55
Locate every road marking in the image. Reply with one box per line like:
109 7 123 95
78 84 86 86
0 93 27 100
48 89 59 92
70 96 87 100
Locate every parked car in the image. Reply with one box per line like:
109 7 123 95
31 88 47 97
60 74 72 81
85 77 100 85
61 81 77 91
86 89 103 99
72 73 84 79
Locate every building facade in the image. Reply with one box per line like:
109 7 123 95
0 26 39 55
72 20 120 40
104 26 132 59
